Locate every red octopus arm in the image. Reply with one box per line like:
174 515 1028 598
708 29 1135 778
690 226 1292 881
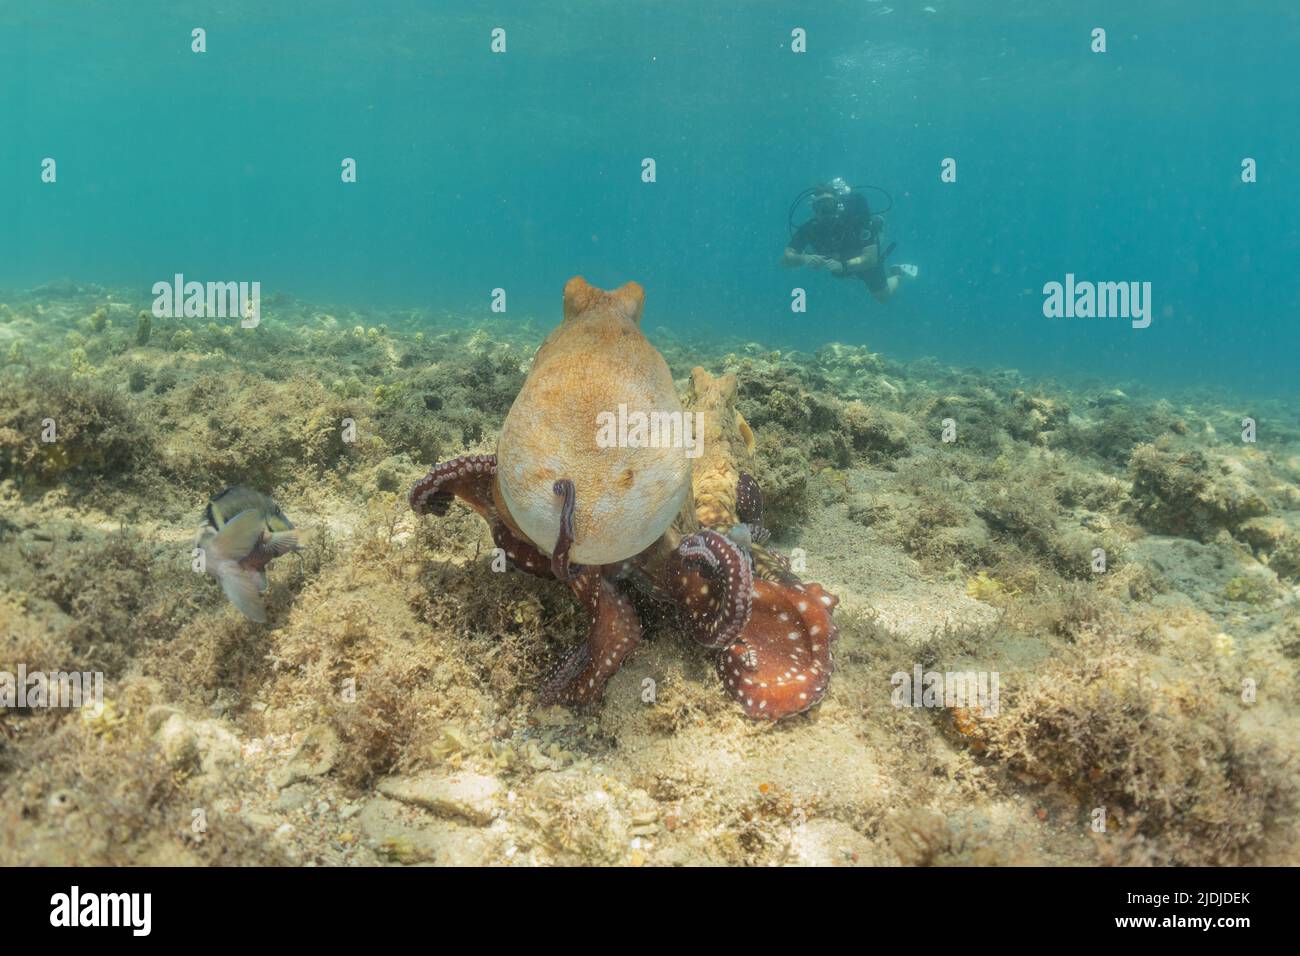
540 568 643 706
717 580 839 720
409 454 498 520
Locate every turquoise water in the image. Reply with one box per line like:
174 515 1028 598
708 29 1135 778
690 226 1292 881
3 1 1298 393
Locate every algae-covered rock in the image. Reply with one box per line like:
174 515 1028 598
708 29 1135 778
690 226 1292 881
1268 534 1300 582
982 635 1295 865
522 771 634 865
747 440 811 532
270 725 340 789
736 366 848 466
1006 390 1070 444
1236 515 1290 552
0 367 153 486
1128 440 1269 541
155 369 369 488
1222 574 1277 604
154 712 241 777
842 401 918 461
1055 399 1186 465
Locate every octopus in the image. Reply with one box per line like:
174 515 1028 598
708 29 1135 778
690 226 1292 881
409 277 839 720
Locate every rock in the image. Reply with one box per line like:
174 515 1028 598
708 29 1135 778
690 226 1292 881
197 722 241 775
524 773 631 864
787 819 880 866
154 713 240 776
270 724 339 789
1128 441 1270 541
358 797 435 863
155 714 198 767
244 811 280 830
358 795 497 865
277 783 315 812
144 704 181 734
377 771 502 826
209 688 239 718
1238 515 1290 551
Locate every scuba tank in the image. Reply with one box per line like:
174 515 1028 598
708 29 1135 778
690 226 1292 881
788 181 896 246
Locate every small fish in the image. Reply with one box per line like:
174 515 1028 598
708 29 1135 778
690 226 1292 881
197 486 302 622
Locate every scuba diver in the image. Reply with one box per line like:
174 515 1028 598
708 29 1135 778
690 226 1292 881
782 177 917 303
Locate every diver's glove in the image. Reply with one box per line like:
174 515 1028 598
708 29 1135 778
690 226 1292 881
897 263 919 279
825 259 845 276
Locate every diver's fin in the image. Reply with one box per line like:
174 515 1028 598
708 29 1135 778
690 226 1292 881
220 568 268 623
209 509 266 562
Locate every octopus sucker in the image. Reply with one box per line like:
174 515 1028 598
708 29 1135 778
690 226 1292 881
716 580 838 721
670 529 753 650
410 454 499 520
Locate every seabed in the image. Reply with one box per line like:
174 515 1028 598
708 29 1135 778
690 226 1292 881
0 283 1297 866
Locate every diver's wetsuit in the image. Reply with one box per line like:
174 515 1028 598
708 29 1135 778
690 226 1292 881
789 209 897 292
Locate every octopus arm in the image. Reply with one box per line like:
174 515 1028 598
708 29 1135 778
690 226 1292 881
540 568 644 706
670 529 753 650
549 477 580 581
409 454 498 520
735 472 764 525
716 580 839 720
491 522 554 579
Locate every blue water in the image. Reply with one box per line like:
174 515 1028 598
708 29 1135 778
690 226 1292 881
4 1 1298 394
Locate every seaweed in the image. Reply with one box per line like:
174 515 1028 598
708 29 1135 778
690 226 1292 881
1128 439 1269 541
0 367 153 487
981 635 1296 865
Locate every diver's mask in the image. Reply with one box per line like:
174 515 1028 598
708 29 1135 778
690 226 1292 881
812 193 838 218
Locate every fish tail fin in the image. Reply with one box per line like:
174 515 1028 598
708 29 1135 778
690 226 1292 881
219 568 268 622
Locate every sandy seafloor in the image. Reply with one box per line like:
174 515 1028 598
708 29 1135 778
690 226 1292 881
1 282 1297 866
